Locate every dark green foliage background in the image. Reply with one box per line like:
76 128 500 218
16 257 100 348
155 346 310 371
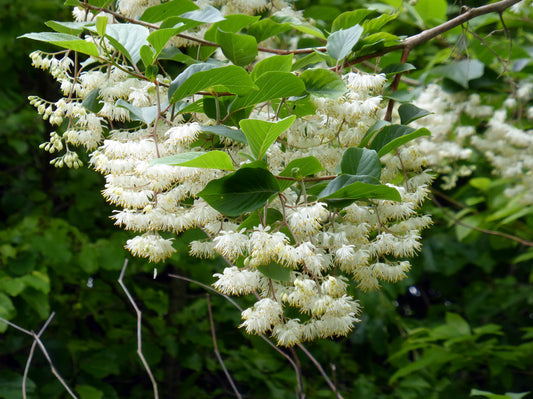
0 1 531 398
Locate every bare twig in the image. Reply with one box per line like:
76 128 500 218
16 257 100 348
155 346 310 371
168 273 305 398
206 294 242 399
431 194 533 246
296 343 344 399
0 313 78 399
118 259 159 399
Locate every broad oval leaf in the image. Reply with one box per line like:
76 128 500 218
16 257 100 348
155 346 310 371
251 54 293 81
169 64 255 103
216 30 258 66
300 69 346 98
180 6 225 23
147 24 187 57
340 148 381 180
381 63 416 77
247 18 292 43
19 32 100 58
198 167 280 217
326 24 363 61
104 24 150 65
318 178 401 202
332 10 374 31
140 0 198 23
398 103 432 125
359 120 390 148
370 125 431 157
45 21 93 35
277 156 323 191
231 71 306 111
150 151 235 170
436 59 485 89
240 115 296 161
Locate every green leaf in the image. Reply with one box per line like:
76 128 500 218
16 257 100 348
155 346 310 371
247 18 291 43
19 32 100 58
362 13 398 34
216 30 258 66
300 69 346 98
147 24 187 57
470 389 528 399
277 156 323 191
414 0 447 25
140 45 155 67
398 103 432 125
103 24 150 65
291 52 327 71
340 148 381 180
383 90 417 103
150 151 235 170
318 178 401 202
20 271 50 294
380 63 416 77
251 54 293 81
332 10 374 31
257 262 292 282
359 120 390 148
76 385 104 399
116 99 158 124
201 125 247 144
231 71 305 111
140 0 198 23
21 289 50 319
272 15 326 40
369 125 431 157
82 89 103 113
326 24 364 61
436 59 485 89
169 64 255 103
45 20 92 35
205 14 260 41
95 16 107 37
0 292 16 332
240 115 296 161
198 168 280 217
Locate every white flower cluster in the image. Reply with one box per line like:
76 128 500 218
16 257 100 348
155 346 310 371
412 84 533 203
30 0 434 346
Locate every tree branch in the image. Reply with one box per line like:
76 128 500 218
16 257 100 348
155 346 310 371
0 313 78 399
206 294 242 399
118 259 159 399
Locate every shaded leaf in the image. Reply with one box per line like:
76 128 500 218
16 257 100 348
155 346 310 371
436 59 485 89
169 64 255 103
359 120 390 148
398 103 432 125
332 9 374 31
381 63 416 77
247 18 292 43
198 168 280 217
370 125 431 157
300 68 346 98
340 148 381 180
231 71 305 111
318 178 401 202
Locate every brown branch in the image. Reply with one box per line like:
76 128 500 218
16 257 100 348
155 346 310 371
118 259 159 399
431 194 533 247
346 0 521 67
206 294 242 399
0 313 78 399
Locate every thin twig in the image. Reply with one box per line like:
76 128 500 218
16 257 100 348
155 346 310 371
167 273 305 397
431 194 533 246
296 344 344 399
0 313 78 399
206 294 242 399
118 259 159 399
